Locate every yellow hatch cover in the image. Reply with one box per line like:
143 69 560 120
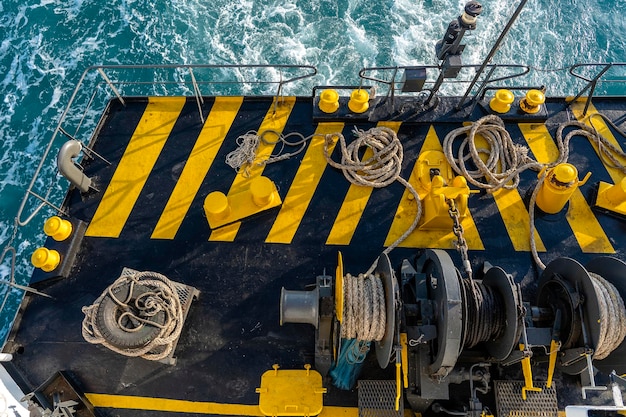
256 364 327 417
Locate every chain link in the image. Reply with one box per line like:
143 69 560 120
446 198 473 278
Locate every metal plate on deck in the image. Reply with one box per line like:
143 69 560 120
358 380 403 417
495 381 558 417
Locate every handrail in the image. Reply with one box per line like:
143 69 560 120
14 63 318 228
568 62 626 116
358 63 531 107
1 63 319 330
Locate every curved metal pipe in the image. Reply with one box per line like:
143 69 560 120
57 140 92 193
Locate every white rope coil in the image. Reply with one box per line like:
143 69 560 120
82 270 184 361
324 127 422 275
341 273 386 342
588 272 626 360
225 129 311 177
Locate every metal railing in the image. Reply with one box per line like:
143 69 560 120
0 64 318 335
357 62 626 114
358 63 531 111
568 63 626 116
14 63 318 228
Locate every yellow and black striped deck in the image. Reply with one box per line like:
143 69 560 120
10 94 626 417
80 96 620 257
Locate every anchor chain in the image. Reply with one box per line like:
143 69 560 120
446 198 472 277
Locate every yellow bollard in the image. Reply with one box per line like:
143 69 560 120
43 216 73 241
348 89 369 114
519 89 546 114
318 89 339 114
204 191 231 223
31 247 61 272
250 176 276 207
536 163 591 214
489 89 514 114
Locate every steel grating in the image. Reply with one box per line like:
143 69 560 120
495 381 558 417
358 380 403 417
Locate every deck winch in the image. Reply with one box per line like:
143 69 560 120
281 249 626 416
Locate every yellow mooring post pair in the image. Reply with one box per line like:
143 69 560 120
204 176 282 229
488 89 546 114
31 216 73 272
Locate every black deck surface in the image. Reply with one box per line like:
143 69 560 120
4 95 626 416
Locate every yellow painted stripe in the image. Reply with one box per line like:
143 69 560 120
384 126 484 250
85 393 360 416
570 99 625 183
209 97 297 242
520 123 614 253
151 97 244 239
266 122 344 244
326 122 402 245
86 97 187 238
491 188 546 251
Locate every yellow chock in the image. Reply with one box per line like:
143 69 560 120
519 89 545 114
416 150 454 191
420 175 475 230
31 247 61 272
348 89 369 114
594 177 626 216
318 89 339 114
204 176 282 229
43 216 73 241
536 163 591 214
489 89 515 114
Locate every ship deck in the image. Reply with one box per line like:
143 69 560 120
4 93 626 416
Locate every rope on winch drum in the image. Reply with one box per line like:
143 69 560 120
322 126 421 367
341 273 386 343
587 272 626 360
443 114 626 271
81 270 184 361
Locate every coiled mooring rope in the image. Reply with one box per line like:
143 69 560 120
225 129 312 177
82 270 184 361
444 114 626 272
324 126 422 276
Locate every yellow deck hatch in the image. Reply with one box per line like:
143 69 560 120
256 364 327 417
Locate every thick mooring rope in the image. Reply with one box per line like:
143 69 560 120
82 270 184 361
341 273 386 342
324 126 422 276
444 114 626 271
443 115 547 192
588 272 626 360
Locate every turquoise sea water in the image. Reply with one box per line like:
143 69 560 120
0 0 625 343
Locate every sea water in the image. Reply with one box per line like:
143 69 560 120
0 0 625 343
